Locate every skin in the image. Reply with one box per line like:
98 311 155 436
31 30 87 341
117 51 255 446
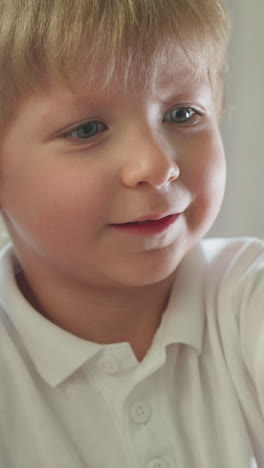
0 47 226 361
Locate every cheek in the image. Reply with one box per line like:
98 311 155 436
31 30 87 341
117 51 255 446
193 152 226 200
182 131 226 231
38 177 111 238
49 168 115 228
1 161 113 247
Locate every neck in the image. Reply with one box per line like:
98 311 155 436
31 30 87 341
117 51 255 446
16 268 176 361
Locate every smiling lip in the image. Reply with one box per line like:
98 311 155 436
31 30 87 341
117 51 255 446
110 214 180 235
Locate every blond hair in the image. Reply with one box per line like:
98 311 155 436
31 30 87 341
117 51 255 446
0 0 230 128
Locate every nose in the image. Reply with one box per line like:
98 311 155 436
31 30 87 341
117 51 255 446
120 124 180 189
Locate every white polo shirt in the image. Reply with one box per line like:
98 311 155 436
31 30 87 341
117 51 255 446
0 237 264 468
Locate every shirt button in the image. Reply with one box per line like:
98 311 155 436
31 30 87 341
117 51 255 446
130 400 152 424
98 357 119 374
147 458 170 468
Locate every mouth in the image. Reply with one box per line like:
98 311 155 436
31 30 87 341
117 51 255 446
110 214 180 235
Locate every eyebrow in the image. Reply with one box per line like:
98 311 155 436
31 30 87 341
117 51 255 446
36 69 209 127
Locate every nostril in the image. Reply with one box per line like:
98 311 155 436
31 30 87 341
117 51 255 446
168 164 180 182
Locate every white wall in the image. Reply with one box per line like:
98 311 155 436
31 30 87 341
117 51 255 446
0 0 263 248
209 0 264 237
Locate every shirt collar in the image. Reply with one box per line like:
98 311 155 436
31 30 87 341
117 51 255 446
153 243 206 354
0 244 103 387
0 243 206 388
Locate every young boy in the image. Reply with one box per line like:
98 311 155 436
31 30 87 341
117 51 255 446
0 0 263 466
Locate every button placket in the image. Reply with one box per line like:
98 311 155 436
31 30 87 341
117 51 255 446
147 458 170 468
130 400 152 424
98 357 120 375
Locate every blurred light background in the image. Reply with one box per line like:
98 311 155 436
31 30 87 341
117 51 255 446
209 0 264 238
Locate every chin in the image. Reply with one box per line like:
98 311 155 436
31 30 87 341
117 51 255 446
113 244 185 287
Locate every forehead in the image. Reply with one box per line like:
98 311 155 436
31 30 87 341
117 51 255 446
41 44 208 100
9 45 210 132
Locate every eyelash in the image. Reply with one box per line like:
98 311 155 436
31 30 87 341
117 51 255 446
163 107 200 124
62 121 107 140
60 106 201 142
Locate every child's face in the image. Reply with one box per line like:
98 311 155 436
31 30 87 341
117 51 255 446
0 47 226 288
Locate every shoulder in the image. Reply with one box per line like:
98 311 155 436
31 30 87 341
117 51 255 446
198 236 264 319
198 238 264 402
200 236 264 268
198 237 264 290
181 237 264 295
